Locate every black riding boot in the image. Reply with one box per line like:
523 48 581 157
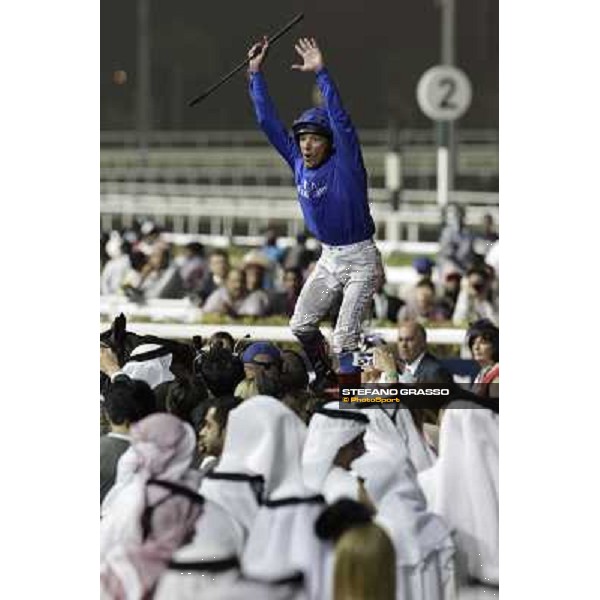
295 331 337 392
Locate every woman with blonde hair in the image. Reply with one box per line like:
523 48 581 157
316 499 396 600
334 522 396 600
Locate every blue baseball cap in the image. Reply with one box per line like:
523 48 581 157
412 257 435 274
241 342 282 364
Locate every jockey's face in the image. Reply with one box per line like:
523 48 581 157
299 133 330 169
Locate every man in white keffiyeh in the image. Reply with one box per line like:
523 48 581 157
352 407 456 600
234 396 328 600
419 404 499 588
100 413 202 600
302 402 369 503
121 344 175 390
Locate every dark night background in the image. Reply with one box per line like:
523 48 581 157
100 0 498 131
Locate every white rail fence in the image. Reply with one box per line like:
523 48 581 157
100 188 498 244
100 297 466 346
157 233 440 258
100 182 499 205
99 320 466 346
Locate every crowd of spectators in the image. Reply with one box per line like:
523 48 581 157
100 206 498 327
100 312 499 599
99 205 499 597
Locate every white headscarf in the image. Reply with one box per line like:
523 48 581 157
196 398 278 546
349 408 456 600
418 405 499 586
321 467 361 504
101 414 199 551
352 406 413 504
218 395 308 500
153 499 243 600
121 344 175 390
389 406 436 472
160 418 270 600
350 408 455 562
302 402 368 497
199 474 262 541
100 414 202 599
232 396 326 600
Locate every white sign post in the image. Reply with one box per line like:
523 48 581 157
417 65 472 206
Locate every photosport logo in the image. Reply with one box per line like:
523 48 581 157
338 383 499 413
340 383 449 406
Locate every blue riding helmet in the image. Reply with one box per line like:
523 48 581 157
292 107 333 142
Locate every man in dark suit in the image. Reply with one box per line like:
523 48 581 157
364 320 452 471
397 320 454 384
369 320 453 385
100 376 156 503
